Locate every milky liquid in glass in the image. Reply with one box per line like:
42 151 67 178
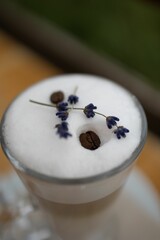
0 74 147 240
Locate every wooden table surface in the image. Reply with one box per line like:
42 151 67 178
0 30 160 197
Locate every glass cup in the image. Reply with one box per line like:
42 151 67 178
0 89 147 240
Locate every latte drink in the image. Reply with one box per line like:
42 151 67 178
0 74 147 239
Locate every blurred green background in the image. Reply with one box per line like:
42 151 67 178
7 0 160 89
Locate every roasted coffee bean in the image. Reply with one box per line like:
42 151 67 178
50 91 64 104
79 131 101 150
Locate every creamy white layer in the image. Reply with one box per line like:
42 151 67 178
3 74 142 178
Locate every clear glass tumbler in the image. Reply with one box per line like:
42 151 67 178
0 91 147 240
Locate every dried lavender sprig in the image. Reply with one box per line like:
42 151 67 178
114 126 129 139
29 100 113 121
55 122 72 138
29 99 129 139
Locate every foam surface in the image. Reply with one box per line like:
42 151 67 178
3 75 142 178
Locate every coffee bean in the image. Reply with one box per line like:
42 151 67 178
79 131 101 150
50 91 64 104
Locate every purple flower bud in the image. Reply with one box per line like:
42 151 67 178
84 103 97 118
56 111 69 121
68 95 79 104
106 116 119 129
57 102 68 111
56 122 72 138
114 126 129 139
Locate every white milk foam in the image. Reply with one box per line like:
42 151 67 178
3 74 142 178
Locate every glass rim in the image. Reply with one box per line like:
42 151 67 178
0 91 147 185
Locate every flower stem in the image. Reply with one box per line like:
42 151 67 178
94 111 107 118
73 86 78 95
29 100 56 108
29 100 106 119
71 107 84 111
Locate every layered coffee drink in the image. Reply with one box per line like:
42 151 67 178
0 74 147 239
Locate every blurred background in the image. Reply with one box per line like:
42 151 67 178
0 0 160 133
0 0 160 238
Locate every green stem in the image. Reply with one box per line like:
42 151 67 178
94 111 107 118
71 107 84 111
29 100 107 119
30 100 84 111
29 100 57 108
